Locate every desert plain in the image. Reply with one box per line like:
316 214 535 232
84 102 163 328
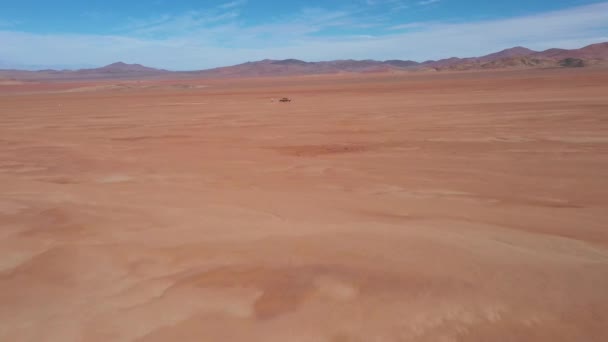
1 68 608 341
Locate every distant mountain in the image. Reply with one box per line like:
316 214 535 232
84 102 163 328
478 47 537 62
533 42 608 60
383 60 420 68
87 62 166 73
425 42 608 71
0 62 169 81
422 57 465 68
189 59 407 78
1 42 607 81
270 59 310 66
72 62 168 77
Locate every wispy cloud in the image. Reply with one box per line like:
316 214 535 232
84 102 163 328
418 0 440 5
365 0 410 12
219 0 247 9
389 22 431 30
115 0 251 38
81 10 119 21
118 8 241 37
1 2 607 70
0 19 18 27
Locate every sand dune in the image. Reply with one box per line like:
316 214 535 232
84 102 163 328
1 68 607 341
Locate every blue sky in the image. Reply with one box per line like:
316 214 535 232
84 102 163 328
1 0 608 70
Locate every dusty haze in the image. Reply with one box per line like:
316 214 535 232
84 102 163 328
1 68 608 341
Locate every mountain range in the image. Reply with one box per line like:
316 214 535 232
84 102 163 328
1 42 607 81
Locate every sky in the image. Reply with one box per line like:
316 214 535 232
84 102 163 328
1 0 608 70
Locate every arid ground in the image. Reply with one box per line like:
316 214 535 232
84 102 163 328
1 68 608 341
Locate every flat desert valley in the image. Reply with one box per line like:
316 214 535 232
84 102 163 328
1 68 608 341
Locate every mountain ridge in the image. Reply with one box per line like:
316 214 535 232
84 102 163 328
2 42 607 81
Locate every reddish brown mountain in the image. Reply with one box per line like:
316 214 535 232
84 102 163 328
1 42 607 81
0 62 169 81
478 46 537 61
427 42 608 70
533 42 608 60
87 62 165 74
190 59 410 78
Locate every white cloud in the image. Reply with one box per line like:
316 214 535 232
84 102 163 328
418 0 440 5
1 2 607 70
